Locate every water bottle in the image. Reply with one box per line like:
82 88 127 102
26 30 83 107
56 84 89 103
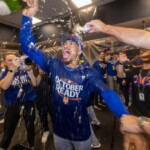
0 0 26 16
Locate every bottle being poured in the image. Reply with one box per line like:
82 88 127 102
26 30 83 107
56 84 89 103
73 24 91 39
0 0 27 16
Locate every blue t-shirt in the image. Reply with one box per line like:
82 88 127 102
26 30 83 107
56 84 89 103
0 69 36 105
20 15 128 141
93 60 107 82
107 57 117 76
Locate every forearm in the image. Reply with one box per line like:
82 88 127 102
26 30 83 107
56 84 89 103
101 90 129 118
20 15 47 72
93 79 128 118
27 70 37 87
0 72 15 90
36 74 42 86
103 25 150 49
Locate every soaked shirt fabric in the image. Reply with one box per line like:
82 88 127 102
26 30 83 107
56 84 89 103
20 15 128 141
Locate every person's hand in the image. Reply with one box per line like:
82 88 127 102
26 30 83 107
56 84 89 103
119 53 128 63
0 61 6 68
24 65 32 72
38 67 44 75
22 0 38 17
120 115 142 134
85 20 107 33
9 58 21 72
123 132 149 150
122 79 126 86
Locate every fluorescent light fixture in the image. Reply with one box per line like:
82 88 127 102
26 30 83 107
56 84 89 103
32 17 42 24
72 0 92 8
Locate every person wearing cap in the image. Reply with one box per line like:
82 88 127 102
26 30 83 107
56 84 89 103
93 51 107 110
116 50 150 140
85 18 150 135
115 51 130 107
19 0 149 150
0 54 36 150
105 51 120 93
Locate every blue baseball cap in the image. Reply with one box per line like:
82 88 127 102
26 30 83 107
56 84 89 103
60 33 84 51
112 50 119 55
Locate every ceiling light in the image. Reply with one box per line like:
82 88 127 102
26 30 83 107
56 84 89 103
71 0 92 8
32 17 42 24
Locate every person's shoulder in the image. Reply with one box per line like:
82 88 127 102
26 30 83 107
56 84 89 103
0 68 8 77
93 59 99 64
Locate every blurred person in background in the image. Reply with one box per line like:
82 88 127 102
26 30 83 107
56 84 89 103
0 54 36 150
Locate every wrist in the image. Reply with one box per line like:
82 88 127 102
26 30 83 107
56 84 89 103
101 24 109 33
138 116 149 130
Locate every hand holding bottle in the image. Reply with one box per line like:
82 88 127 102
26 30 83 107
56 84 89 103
22 0 38 17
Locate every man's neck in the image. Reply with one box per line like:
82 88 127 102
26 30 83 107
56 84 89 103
67 61 79 69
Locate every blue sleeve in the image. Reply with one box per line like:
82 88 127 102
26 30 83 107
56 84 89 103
0 71 7 80
93 60 101 74
101 89 129 118
92 61 105 81
20 15 51 74
93 61 100 73
89 75 129 118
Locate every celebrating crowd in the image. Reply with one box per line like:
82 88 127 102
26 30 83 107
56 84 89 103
0 0 150 150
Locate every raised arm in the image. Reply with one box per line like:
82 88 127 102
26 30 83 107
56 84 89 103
0 59 20 90
20 0 50 73
85 20 150 49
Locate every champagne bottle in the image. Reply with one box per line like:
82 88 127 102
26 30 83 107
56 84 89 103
0 0 27 16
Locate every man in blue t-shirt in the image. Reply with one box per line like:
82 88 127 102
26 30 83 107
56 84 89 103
106 51 119 93
0 54 36 149
20 1 133 150
93 51 107 110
